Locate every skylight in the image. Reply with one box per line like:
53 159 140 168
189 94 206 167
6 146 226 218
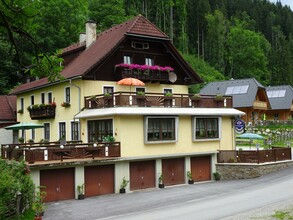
267 90 286 98
225 85 249 95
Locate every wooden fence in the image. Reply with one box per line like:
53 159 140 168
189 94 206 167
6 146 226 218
218 147 291 164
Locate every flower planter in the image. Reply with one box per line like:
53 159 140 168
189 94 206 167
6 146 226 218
78 194 85 200
119 188 126 194
158 183 165 188
188 179 194 184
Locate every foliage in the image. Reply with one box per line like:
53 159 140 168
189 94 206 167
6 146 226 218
29 50 64 83
77 184 85 195
32 186 46 217
159 174 163 184
164 92 173 97
102 135 115 142
187 171 193 180
0 160 34 218
272 210 293 219
120 177 129 189
61 102 71 107
213 172 221 181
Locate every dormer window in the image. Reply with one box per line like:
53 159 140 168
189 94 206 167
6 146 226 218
131 41 149 49
124 56 131 64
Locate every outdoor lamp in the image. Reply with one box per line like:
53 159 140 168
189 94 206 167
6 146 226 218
60 145 64 149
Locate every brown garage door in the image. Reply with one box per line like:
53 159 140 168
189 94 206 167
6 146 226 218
85 164 114 197
162 158 185 186
40 168 75 203
130 160 156 190
191 156 211 182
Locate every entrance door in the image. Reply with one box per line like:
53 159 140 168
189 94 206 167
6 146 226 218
130 160 156 190
40 168 75 202
162 158 185 186
191 156 211 182
85 164 114 197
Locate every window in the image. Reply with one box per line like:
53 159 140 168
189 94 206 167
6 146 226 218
59 122 66 140
48 92 53 103
145 117 177 143
31 129 35 141
44 123 50 141
30 95 34 105
65 87 70 103
194 118 220 140
136 87 145 93
123 56 131 64
41 93 45 104
103 86 114 94
71 121 79 140
88 119 113 142
145 58 153 66
225 85 249 95
131 41 149 49
164 89 172 94
20 98 24 110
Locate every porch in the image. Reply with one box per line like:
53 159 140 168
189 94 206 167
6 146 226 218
84 92 232 109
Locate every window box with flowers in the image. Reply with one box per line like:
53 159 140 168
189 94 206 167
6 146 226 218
115 63 174 81
27 103 56 120
18 109 24 114
61 102 71 108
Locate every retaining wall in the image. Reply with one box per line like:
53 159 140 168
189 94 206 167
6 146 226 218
216 160 293 180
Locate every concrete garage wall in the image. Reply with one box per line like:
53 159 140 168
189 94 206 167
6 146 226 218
216 160 293 180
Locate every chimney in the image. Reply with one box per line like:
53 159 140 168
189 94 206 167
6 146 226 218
85 20 96 48
79 33 86 44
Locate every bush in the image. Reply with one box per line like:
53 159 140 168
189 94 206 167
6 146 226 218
0 160 34 219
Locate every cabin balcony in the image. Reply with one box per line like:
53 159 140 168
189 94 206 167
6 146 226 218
1 142 121 164
84 92 232 109
27 104 56 120
115 64 173 82
253 100 268 110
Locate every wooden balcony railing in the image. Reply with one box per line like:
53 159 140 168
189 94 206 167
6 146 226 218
253 100 267 110
217 147 291 164
85 92 232 109
28 105 56 120
1 142 121 163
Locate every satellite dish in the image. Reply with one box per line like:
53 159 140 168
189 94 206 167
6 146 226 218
169 72 177 83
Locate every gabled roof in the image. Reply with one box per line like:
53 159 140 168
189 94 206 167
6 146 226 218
0 95 16 122
266 85 293 110
11 15 171 95
200 78 265 108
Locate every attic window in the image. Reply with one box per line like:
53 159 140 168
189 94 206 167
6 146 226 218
131 41 149 49
267 90 286 98
225 85 249 95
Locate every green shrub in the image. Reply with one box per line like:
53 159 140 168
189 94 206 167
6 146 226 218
0 160 34 219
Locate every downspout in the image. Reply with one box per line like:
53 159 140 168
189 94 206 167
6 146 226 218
69 78 81 113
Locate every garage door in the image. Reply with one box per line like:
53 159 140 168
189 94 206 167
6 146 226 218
85 164 114 197
40 168 75 203
130 160 156 190
162 158 185 186
191 156 211 182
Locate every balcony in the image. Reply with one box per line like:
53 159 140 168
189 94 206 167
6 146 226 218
253 100 268 110
85 92 232 109
1 142 121 164
28 104 56 120
115 64 172 82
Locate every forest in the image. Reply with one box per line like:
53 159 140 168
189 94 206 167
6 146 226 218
1 0 293 94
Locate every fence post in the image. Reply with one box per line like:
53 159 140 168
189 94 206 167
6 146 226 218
257 149 260 164
16 191 21 216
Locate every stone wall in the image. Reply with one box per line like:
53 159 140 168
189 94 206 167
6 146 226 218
216 160 293 180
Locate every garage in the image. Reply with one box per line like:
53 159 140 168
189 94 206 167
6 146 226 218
162 158 185 186
84 164 114 197
130 160 156 190
40 168 75 203
191 156 211 182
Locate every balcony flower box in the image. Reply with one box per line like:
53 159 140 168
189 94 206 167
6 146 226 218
27 103 56 120
61 102 71 108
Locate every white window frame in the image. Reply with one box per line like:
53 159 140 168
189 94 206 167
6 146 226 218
144 116 178 144
47 92 53 104
193 116 222 141
70 120 80 141
145 57 153 66
20 97 24 110
41 92 45 104
30 95 35 105
58 121 66 140
44 123 50 141
123 55 131 64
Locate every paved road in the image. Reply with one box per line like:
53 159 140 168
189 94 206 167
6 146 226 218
43 166 293 220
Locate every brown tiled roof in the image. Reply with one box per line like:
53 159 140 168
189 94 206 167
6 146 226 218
0 95 16 121
10 15 170 94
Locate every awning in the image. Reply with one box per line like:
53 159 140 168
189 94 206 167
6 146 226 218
74 107 245 119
